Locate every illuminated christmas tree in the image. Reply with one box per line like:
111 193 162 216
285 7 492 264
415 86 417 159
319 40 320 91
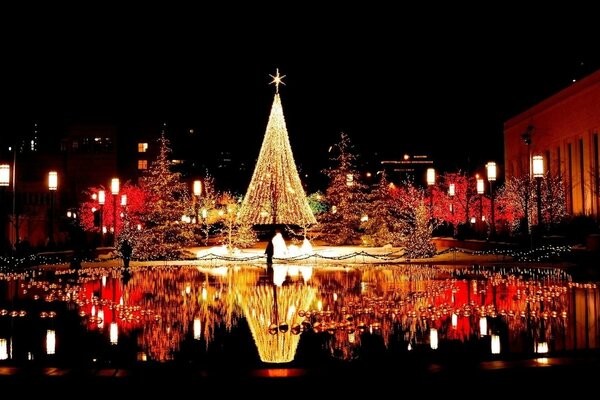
318 132 367 245
134 130 195 259
238 70 316 227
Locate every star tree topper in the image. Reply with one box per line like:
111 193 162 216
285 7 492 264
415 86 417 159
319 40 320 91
269 68 286 93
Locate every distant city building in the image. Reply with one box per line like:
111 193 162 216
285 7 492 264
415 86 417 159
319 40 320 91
504 69 600 217
380 154 434 185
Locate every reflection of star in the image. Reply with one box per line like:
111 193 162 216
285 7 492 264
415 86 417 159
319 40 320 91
269 68 286 93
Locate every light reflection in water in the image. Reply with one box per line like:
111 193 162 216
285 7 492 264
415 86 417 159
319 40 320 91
0 264 598 367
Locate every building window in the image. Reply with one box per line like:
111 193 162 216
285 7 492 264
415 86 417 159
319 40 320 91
138 160 148 170
138 143 148 152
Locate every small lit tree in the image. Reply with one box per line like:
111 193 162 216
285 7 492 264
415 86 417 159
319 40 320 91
134 131 195 259
318 132 368 245
403 202 436 259
217 192 257 250
362 173 405 246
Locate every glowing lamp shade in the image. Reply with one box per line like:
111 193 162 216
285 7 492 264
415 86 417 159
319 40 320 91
193 318 201 340
98 190 106 205
110 322 119 345
0 338 8 360
111 178 120 195
486 162 497 181
0 164 10 186
430 328 438 350
491 334 501 354
535 341 548 354
193 180 202 196
479 316 487 336
448 183 455 197
532 155 544 178
121 194 127 206
48 171 58 191
426 168 435 186
46 330 56 355
476 178 484 195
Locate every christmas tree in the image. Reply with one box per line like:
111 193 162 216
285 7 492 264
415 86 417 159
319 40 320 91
134 129 195 259
318 132 367 245
404 202 436 259
238 70 316 227
361 172 405 246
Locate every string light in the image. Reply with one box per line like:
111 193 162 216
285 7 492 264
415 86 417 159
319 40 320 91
238 71 316 226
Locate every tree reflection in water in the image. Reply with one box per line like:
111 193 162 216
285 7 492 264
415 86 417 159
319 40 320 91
0 264 596 367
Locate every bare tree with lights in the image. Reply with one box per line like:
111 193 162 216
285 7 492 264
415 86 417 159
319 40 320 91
238 69 316 229
217 191 257 250
319 132 368 245
134 131 195 259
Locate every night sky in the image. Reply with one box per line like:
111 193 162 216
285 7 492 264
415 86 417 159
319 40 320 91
4 10 599 190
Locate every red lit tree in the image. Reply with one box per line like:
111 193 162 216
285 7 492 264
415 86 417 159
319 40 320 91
318 132 368 245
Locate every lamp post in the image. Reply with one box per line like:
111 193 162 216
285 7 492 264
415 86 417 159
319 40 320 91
98 190 105 246
0 164 9 254
532 155 544 230
426 168 435 218
477 177 484 232
48 171 58 248
193 180 202 224
486 162 497 238
111 178 120 248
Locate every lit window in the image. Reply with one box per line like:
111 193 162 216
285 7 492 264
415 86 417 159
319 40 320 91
138 143 148 152
138 160 148 170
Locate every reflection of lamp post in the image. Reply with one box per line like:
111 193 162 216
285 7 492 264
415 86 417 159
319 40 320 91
532 155 544 229
476 177 484 231
0 164 9 254
193 180 202 224
111 178 119 247
426 168 435 217
98 190 105 246
48 171 58 247
486 162 497 238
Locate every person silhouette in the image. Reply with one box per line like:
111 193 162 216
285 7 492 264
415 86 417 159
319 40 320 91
120 239 133 269
265 233 274 265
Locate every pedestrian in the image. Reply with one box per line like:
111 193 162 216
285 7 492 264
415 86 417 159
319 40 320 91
120 239 133 269
265 233 274 265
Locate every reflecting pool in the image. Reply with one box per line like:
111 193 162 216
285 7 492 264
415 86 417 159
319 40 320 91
0 263 598 371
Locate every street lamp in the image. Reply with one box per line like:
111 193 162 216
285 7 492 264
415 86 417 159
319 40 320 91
476 177 484 228
48 171 58 247
193 180 202 224
532 155 544 229
448 183 455 215
98 190 105 246
0 164 9 254
486 162 497 238
111 178 120 247
426 168 435 217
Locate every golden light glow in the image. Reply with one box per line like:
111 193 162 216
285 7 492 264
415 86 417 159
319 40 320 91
98 190 106 205
448 183 455 197
193 318 201 340
479 316 487 336
238 284 316 363
238 86 316 226
535 341 548 354
0 164 9 186
426 168 435 186
269 68 286 93
430 328 438 350
0 338 8 360
111 178 120 195
48 171 58 191
193 180 202 197
477 178 484 195
110 322 118 345
46 330 56 355
491 334 501 354
532 155 544 178
121 194 127 206
486 161 497 181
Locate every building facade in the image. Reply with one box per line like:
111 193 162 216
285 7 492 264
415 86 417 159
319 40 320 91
504 69 600 218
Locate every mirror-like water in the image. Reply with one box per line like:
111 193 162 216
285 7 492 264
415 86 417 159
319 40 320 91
0 263 598 372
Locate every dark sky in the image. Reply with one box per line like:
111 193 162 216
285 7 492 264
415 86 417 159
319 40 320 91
4 9 600 185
